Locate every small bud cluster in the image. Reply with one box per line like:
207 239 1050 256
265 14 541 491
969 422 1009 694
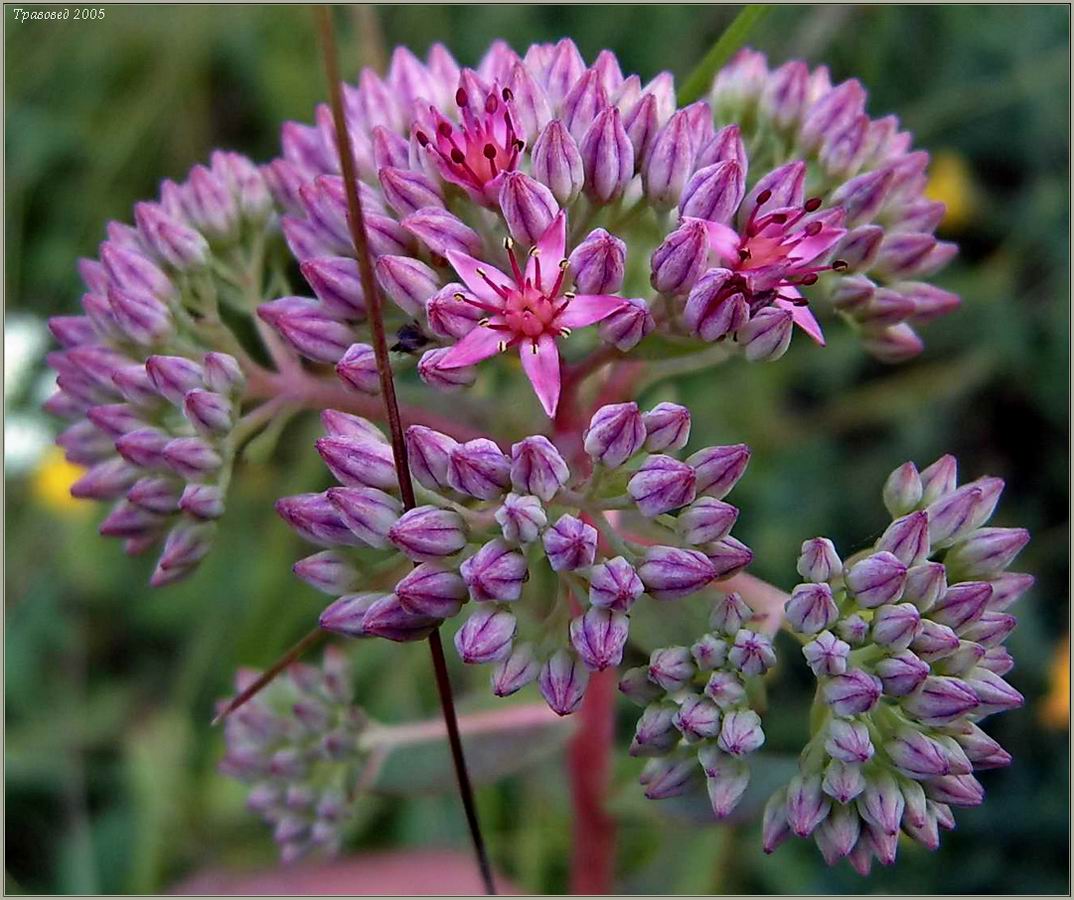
278 400 752 716
45 152 280 584
763 456 1030 873
620 591 774 817
218 647 363 863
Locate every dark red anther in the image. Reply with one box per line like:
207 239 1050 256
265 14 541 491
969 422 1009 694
800 273 818 286
513 139 525 152
804 221 823 236
483 143 497 159
415 130 430 147
450 148 465 164
756 189 772 205
502 86 514 101
804 197 822 212
485 94 498 114
437 121 453 138
738 248 752 262
769 213 787 225
832 259 849 271
455 87 468 108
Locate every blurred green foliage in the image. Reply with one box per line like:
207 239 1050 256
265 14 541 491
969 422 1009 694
5 4 1069 894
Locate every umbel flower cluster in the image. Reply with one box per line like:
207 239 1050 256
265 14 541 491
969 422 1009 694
277 400 752 715
762 457 1030 874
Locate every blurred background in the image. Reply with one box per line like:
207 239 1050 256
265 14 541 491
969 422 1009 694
5 4 1069 894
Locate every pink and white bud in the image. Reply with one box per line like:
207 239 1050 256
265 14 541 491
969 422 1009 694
885 728 952 779
539 649 589 716
802 630 850 676
580 107 634 204
395 563 466 619
336 343 381 395
619 666 663 707
871 602 923 650
599 296 654 351
569 228 626 295
460 539 528 603
455 606 517 664
718 709 765 757
315 435 397 490
151 521 215 586
672 694 722 742
728 628 776 676
405 425 459 492
583 402 646 468
327 486 401 548
425 283 484 340
531 119 585 205
510 435 569 501
133 202 209 270
639 546 717 601
845 550 907 607
650 218 708 296
640 756 698 800
883 461 923 517
825 718 875 764
589 556 644 612
824 668 882 715
448 438 511 499
378 167 443 218
912 619 962 663
964 667 1023 717
300 257 367 320
762 788 792 854
960 611 1016 648
374 255 440 316
944 527 1030 579
628 454 697 517
797 537 842 583
860 772 905 837
495 493 546 545
402 208 483 259
388 506 467 561
420 348 474 393
491 642 541 697
293 550 359 595
112 364 160 409
929 581 992 630
641 402 691 452
901 561 946 612
570 606 629 671
709 591 752 635
902 676 979 725
740 306 794 362
691 633 729 671
499 172 559 247
677 497 738 545
822 759 865 805
202 352 245 397
687 443 751 499
704 671 746 709
701 750 751 818
785 582 839 635
785 774 831 838
684 267 749 342
648 646 695 692
542 514 597 572
924 774 984 808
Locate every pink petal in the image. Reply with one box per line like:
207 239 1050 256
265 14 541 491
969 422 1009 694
776 291 825 346
519 333 561 417
437 322 508 368
789 226 847 266
699 219 741 266
558 293 626 328
524 211 567 286
445 250 513 308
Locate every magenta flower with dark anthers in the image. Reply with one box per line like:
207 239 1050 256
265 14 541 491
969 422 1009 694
435 211 627 415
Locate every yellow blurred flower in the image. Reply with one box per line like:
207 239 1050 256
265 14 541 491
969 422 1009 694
1041 635 1069 730
925 151 977 232
31 446 89 517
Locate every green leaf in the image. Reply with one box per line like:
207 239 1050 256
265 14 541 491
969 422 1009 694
677 6 772 105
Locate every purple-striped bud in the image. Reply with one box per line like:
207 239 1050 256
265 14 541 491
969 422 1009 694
580 107 633 204
460 539 528 603
133 202 209 270
183 389 232 437
885 728 952 779
648 645 694 692
874 233 957 280
691 633 729 671
985 571 1035 612
912 619 962 662
639 546 716 601
56 421 111 465
933 641 986 677
677 497 738 546
378 167 443 218
293 550 359 595
672 694 722 742
822 759 865 805
759 60 809 128
919 454 958 504
926 479 999 547
258 298 353 364
785 582 839 635
85 403 144 439
834 226 884 273
876 511 930 568
48 314 97 348
419 348 468 392
728 628 776 676
335 343 381 395
507 60 552 141
395 563 466 619
151 521 215 586
543 514 597 572
904 282 962 324
622 92 659 168
902 676 979 725
494 492 546 545
718 708 765 757
650 218 707 296
425 283 484 340
402 208 483 259
964 667 1023 716
316 435 396 490
740 306 794 362
126 476 181 514
620 666 664 707
162 437 222 479
510 435 569 501
186 164 240 238
113 427 169 469
830 169 893 227
824 668 882 715
696 125 747 174
872 602 922 650
111 364 159 409
825 718 874 764
628 454 696 517
797 537 842 584
640 755 697 800
644 109 695 209
199 353 243 399
687 443 750 499
301 257 366 320
845 551 907 607
405 426 458 492
583 402 646 468
960 611 1016 648
950 722 1012 770
327 486 401 548
799 78 866 153
863 323 925 364
320 409 386 443
571 606 629 671
589 556 644 612
802 630 850 677
100 243 175 301
903 562 947 612
569 228 626 296
388 506 467 561
455 606 517 664
700 748 750 818
785 774 830 837
945 527 1030 579
531 119 585 206
374 256 440 316
708 539 751 584
491 643 541 697
743 161 805 218
709 591 752 635
929 581 992 630
108 286 174 346
876 649 930 696
360 594 440 642
702 671 744 709
499 172 558 247
539 649 589 716
275 491 360 547
683 267 749 342
815 802 861 864
925 774 984 808
679 161 745 224
448 438 511 500
145 355 203 406
641 402 691 453
859 771 905 837
762 788 792 854
980 645 1015 676
599 296 654 351
179 483 225 520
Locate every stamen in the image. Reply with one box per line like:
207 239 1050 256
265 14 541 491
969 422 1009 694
437 121 452 138
450 148 465 164
530 340 539 354
453 292 467 302
502 87 513 101
497 341 508 353
455 87 468 108
415 131 430 146
832 259 849 272
549 260 569 298
485 94 498 114
559 326 573 337
474 267 511 301
804 197 822 212
504 239 524 285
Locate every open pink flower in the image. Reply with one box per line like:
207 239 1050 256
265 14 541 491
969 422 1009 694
437 211 626 416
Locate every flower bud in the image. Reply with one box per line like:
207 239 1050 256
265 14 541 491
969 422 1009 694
687 443 750 499
912 619 962 662
599 296 655 351
327 486 401 548
704 671 746 709
293 550 359 595
964 667 1023 716
677 497 738 545
571 606 630 671
111 364 160 408
740 306 794 362
455 606 517 664
425 283 484 340
180 483 225 520
929 581 992 630
786 774 831 838
460 539 528 603
108 286 174 346
959 611 1017 648
949 722 1012 770
859 772 905 837
815 802 861 864
701 749 750 818
802 630 850 677
388 506 467 561
580 107 634 204
275 491 361 547
795 537 841 584
402 208 484 259
785 582 839 635
644 645 692 692
422 346 476 394
495 493 546 545
491 642 541 697
861 322 925 364
845 550 907 607
762 788 792 854
71 459 141 503
824 668 882 715
623 92 659 168
151 521 216 586
448 438 511 500
690 633 729 671
703 593 748 638
628 454 697 517
561 68 607 141
639 546 717 601
531 119 585 206
875 649 930 696
145 355 203 406
543 514 597 572
499 172 559 247
644 109 696 209
672 694 722 742
162 436 222 480
885 727 952 779
903 561 947 612
728 628 776 676
901 676 979 725
183 389 232 437
924 774 984 808
335 343 381 395
944 527 1030 579
985 571 1034 612
539 649 589 716
257 297 355 364
822 759 865 804
718 709 765 757
510 435 569 501
825 718 874 764
871 602 922 650
704 536 754 579
641 755 698 800
980 645 1014 676
126 477 181 514
300 257 367 320
201 352 245 397
650 218 707 296
113 427 169 469
378 167 443 218
100 243 175 301
569 228 626 295
679 161 745 224
134 202 210 270
589 556 644 612
374 256 440 316
875 510 930 568
583 402 646 468
619 666 664 706
395 563 466 619
683 268 749 342
405 425 459 492
641 403 691 453
360 594 440 642
315 435 397 490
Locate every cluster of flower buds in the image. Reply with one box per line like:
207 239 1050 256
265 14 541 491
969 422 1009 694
218 647 363 863
708 48 960 361
619 590 775 817
44 152 282 585
762 456 1030 873
277 400 752 717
